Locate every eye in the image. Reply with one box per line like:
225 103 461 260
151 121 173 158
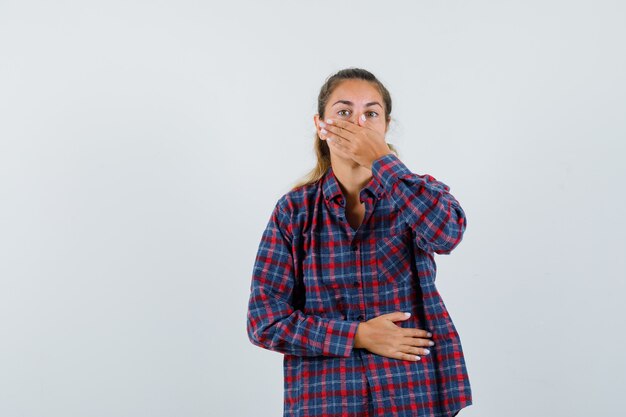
366 111 379 118
337 109 351 117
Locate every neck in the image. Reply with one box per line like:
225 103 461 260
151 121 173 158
330 154 372 202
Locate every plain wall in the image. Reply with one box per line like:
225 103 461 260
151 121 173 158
1 1 624 416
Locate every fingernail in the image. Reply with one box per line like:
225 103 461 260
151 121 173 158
321 128 327 134
429 341 435 346
325 119 333 124
426 332 432 337
360 114 366 121
415 355 421 361
405 312 411 317
423 349 430 355
319 121 326 128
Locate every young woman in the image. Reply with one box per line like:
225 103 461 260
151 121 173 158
246 68 473 417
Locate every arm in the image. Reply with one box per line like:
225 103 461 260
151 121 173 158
371 153 467 255
246 200 360 357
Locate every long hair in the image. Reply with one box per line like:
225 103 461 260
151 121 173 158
291 68 398 191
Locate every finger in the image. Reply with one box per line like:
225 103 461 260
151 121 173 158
384 311 412 322
399 344 431 357
404 328 433 339
327 135 348 153
326 133 349 150
324 118 358 135
402 336 435 348
394 351 421 362
327 136 353 159
321 124 353 143
321 126 351 143
357 113 376 131
319 128 341 143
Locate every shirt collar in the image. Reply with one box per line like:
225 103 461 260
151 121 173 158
322 165 384 204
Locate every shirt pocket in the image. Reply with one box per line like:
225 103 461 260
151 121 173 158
376 228 413 285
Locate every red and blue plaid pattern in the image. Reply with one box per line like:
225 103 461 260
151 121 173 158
247 153 473 416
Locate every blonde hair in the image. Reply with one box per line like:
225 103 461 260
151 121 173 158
291 68 399 191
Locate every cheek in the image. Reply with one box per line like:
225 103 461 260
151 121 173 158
372 119 386 133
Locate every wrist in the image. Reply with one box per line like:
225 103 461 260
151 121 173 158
368 150 392 170
354 322 368 349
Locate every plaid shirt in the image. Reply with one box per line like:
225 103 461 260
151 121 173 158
247 153 473 417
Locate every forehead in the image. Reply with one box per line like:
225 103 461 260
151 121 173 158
329 79 382 103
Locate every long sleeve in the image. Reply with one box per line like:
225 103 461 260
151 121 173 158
371 153 467 255
246 200 360 357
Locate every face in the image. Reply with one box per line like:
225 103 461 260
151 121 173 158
314 79 389 146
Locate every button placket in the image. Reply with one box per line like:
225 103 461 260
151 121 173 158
334 196 346 223
352 242 366 322
352 244 360 290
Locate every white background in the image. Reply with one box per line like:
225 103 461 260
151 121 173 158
1 1 624 416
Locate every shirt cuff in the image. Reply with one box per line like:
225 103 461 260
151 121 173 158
322 319 360 357
371 152 413 193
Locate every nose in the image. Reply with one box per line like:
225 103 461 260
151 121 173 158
349 112 363 124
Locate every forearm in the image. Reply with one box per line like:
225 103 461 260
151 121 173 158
247 302 360 357
371 153 467 254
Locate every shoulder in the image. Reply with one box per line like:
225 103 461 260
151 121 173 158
275 180 320 216
270 179 321 235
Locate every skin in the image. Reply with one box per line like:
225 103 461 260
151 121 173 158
313 79 435 362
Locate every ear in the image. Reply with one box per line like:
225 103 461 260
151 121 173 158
313 114 325 139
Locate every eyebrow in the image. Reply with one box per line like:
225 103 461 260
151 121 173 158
331 100 383 109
